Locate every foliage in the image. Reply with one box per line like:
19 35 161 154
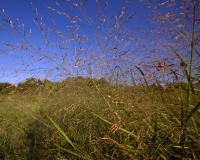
17 77 43 93
0 77 199 159
0 82 16 94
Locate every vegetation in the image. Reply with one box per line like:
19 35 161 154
0 77 199 159
0 0 200 159
0 82 16 94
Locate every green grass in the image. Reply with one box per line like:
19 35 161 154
0 78 200 159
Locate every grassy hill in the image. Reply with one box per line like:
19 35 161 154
0 77 200 159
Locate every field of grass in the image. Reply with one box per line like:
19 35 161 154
0 77 200 159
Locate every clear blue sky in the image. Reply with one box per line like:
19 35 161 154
0 0 180 84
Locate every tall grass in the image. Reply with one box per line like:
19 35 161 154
0 77 199 159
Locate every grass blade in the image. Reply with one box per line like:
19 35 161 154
40 105 75 148
186 101 200 122
55 144 89 159
135 66 149 88
91 112 138 140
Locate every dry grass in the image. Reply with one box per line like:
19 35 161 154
0 79 200 159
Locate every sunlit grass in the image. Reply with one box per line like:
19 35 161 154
0 78 200 159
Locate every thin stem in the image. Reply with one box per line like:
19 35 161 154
181 1 196 159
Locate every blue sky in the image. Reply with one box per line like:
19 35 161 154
1 0 195 85
0 0 154 84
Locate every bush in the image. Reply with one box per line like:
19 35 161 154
17 78 43 93
0 82 16 94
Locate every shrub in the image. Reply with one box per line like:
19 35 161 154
17 78 43 93
0 82 16 94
